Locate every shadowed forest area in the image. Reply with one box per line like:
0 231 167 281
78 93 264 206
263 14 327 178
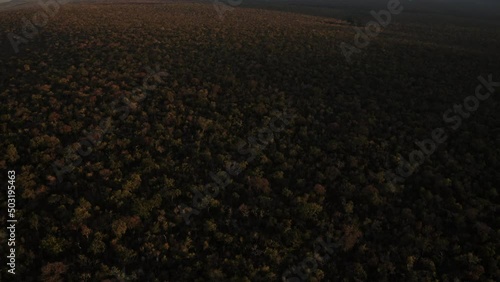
0 0 499 281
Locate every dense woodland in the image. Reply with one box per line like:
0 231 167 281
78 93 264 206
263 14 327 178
0 3 499 281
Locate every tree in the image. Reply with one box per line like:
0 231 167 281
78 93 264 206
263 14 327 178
41 262 68 282
6 144 19 162
41 235 67 255
90 232 106 254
